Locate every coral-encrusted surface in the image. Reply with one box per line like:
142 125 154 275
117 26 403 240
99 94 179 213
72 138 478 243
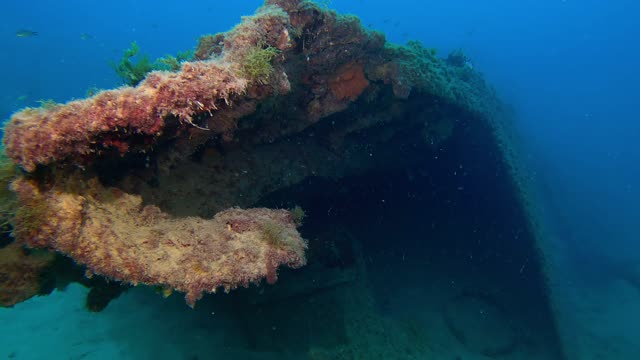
0 243 54 307
3 64 248 172
3 0 499 173
2 6 292 172
11 177 306 306
1 0 503 307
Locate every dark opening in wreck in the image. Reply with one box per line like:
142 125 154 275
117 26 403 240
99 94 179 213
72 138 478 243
241 91 565 358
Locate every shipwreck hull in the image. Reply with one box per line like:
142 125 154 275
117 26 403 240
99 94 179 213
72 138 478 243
0 0 566 358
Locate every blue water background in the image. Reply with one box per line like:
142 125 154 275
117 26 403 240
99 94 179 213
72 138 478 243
1 0 639 355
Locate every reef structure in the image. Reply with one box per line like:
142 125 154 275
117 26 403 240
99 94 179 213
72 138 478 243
1 0 502 307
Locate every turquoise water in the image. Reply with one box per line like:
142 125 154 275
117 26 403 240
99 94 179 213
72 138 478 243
2 0 639 359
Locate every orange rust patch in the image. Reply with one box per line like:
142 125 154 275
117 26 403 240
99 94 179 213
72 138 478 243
329 63 369 101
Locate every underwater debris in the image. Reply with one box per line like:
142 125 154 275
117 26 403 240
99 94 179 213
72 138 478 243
1 0 501 308
11 176 306 306
3 1 496 173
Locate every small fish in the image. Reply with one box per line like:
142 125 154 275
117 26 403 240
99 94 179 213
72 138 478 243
80 32 93 40
16 29 38 38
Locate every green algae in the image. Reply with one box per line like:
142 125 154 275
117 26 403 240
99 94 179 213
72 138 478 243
112 42 194 86
239 42 280 83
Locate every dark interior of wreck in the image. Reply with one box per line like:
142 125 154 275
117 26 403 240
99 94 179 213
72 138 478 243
50 86 565 358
